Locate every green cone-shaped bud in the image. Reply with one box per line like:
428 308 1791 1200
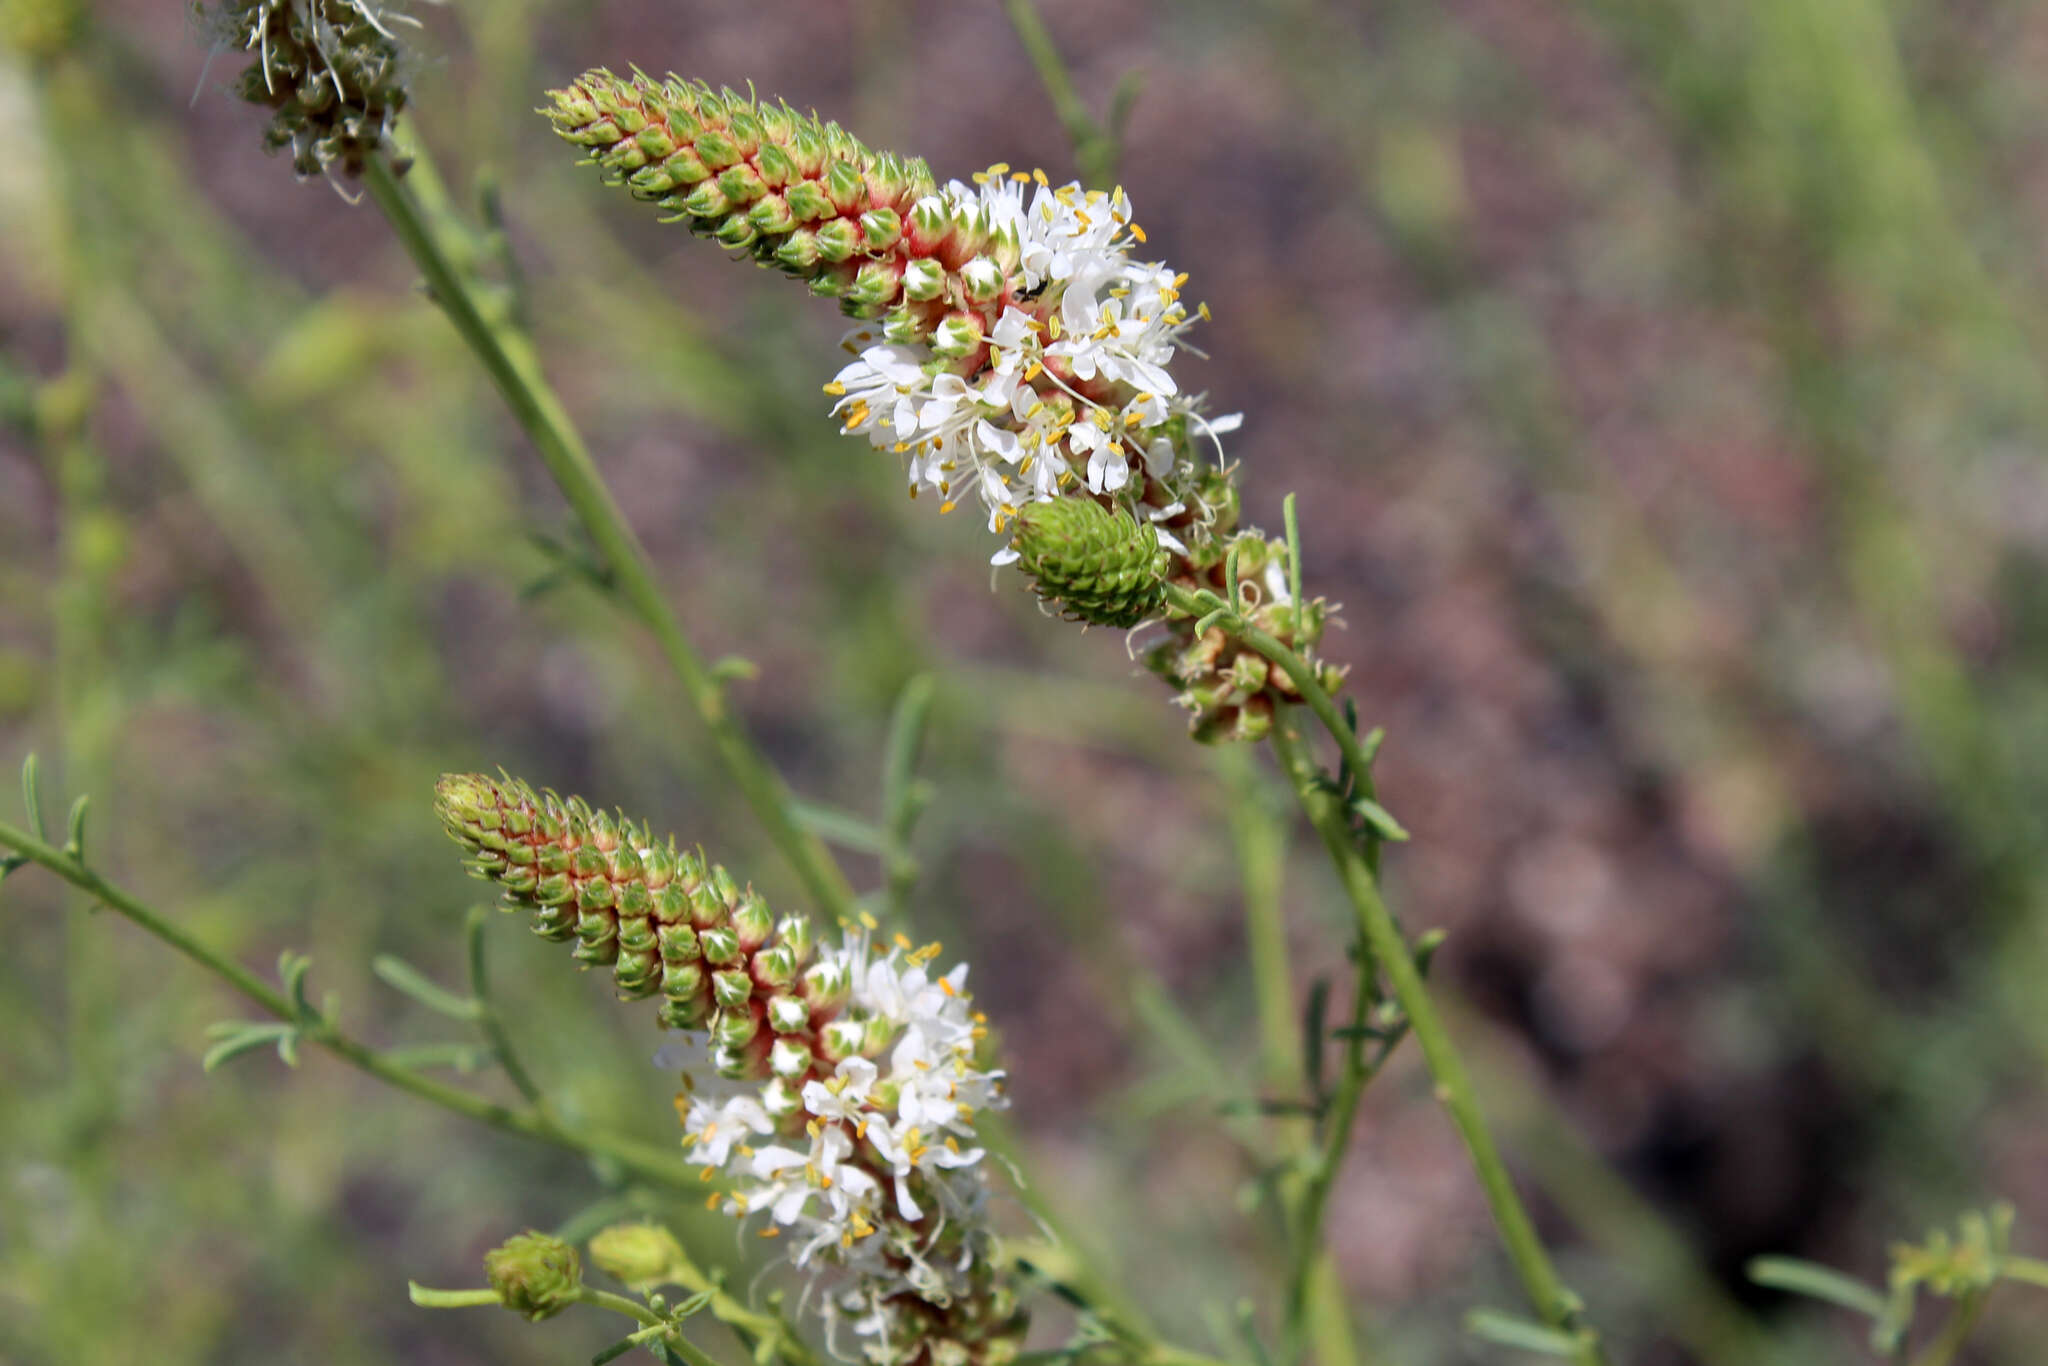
435 773 823 1077
1010 498 1169 629
586 1222 684 1290
485 1231 581 1322
205 0 410 178
546 70 936 314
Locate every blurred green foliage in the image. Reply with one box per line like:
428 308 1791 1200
6 2 2048 1364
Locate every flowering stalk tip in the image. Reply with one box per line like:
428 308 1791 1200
202 0 412 178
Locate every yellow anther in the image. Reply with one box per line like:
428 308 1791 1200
1131 223 1148 242
700 1165 716 1182
1025 363 1045 383
705 1191 721 1210
1198 302 1212 321
893 933 913 950
1011 170 1032 183
988 161 1011 176
858 910 879 930
824 380 847 396
1033 168 1050 186
939 500 958 514
759 1226 781 1238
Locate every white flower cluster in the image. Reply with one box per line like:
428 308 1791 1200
674 929 1006 1330
824 171 1239 561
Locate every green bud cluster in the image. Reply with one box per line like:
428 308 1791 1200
544 71 1031 346
1145 470 1345 744
485 1231 581 1322
435 773 843 1080
545 71 934 317
205 0 410 178
1009 497 1167 629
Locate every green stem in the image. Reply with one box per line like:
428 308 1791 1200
0 817 699 1191
359 152 859 927
1263 718 1605 1364
662 1244 822 1366
578 1286 669 1330
999 0 1120 187
2001 1256 2048 1289
465 905 549 1112
1906 1291 1988 1366
1268 727 1380 1361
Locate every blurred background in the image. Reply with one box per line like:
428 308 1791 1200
5 1 2048 1363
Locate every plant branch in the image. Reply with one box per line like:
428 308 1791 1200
1264 715 1606 1364
0 816 700 1191
359 150 860 927
1000 0 1123 188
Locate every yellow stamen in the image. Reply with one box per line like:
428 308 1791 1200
1131 223 1148 242
858 910 879 930
758 1226 781 1238
823 381 846 396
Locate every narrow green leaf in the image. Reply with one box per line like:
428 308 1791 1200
21 753 44 841
373 954 482 1021
201 1022 296 1073
1303 978 1330 1105
1282 491 1304 612
1463 1307 1587 1356
408 1282 502 1309
709 654 760 685
788 801 889 855
63 794 89 860
1350 796 1409 842
1748 1256 1890 1319
381 1041 492 1073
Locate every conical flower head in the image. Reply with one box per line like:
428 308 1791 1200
206 0 410 177
436 773 830 1080
1010 497 1167 629
545 70 944 319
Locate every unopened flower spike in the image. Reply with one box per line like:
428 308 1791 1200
1010 496 1167 629
437 772 1026 1363
201 0 414 178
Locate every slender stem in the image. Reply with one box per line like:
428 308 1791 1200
2002 1256 2048 1289
878 673 936 927
1268 726 1381 1360
359 153 860 927
0 818 700 1191
662 1243 822 1366
578 1286 669 1330
1906 1291 1988 1366
1263 718 1607 1365
999 0 1119 187
465 905 549 1112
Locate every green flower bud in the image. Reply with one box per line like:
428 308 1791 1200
712 967 754 1010
713 1008 761 1049
932 311 986 361
903 257 946 302
485 1231 581 1322
699 925 740 965
766 994 810 1033
1009 498 1169 629
586 1222 684 1290
819 1017 867 1061
769 1036 814 1078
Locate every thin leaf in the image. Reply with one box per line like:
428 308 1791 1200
1464 1308 1589 1356
1350 796 1409 842
1302 978 1330 1106
789 801 889 855
1748 1256 1890 1319
373 953 482 1021
381 1041 492 1073
63 794 89 860
21 753 45 841
201 1021 297 1073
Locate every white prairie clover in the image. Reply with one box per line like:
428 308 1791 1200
547 70 1343 743
438 774 1025 1365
